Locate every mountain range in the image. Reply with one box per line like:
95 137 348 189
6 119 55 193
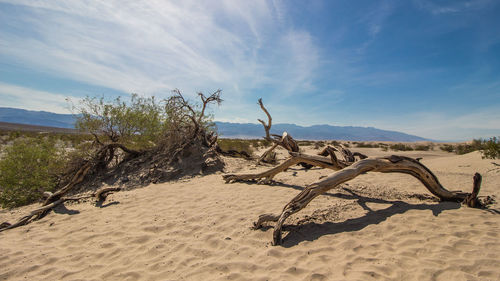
0 107 427 141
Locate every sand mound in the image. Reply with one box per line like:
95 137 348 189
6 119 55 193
1 147 499 280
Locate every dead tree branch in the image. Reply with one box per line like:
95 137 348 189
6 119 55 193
224 152 344 184
224 145 366 183
257 98 272 141
0 186 121 232
251 155 488 245
255 98 303 165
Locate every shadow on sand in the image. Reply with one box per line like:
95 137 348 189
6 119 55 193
252 180 477 247
280 199 461 248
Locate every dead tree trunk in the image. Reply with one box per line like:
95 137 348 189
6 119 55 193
223 146 367 183
255 98 306 167
250 155 487 245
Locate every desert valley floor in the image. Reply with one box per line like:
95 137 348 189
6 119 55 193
1 146 499 280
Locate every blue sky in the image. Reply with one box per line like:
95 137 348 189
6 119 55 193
0 0 499 140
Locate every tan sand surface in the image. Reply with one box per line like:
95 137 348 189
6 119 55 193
1 147 499 280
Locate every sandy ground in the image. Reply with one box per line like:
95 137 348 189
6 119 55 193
1 146 499 281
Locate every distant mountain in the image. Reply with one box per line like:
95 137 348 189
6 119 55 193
0 107 428 141
0 107 76 129
215 122 428 142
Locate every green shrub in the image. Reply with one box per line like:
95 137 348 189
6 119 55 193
73 94 167 150
314 141 326 149
414 145 431 151
389 143 414 151
330 140 341 146
217 139 254 156
440 144 454 153
356 142 379 148
481 137 500 159
0 138 66 208
297 140 313 146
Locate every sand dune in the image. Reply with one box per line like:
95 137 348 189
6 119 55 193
1 148 499 280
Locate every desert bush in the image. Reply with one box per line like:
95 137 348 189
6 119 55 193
297 140 314 146
414 145 431 151
314 141 326 149
389 143 414 151
73 94 166 150
356 142 379 148
481 137 500 159
440 144 454 153
330 140 341 146
0 138 67 208
217 139 254 156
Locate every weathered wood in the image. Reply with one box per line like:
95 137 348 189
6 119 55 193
255 98 304 166
223 146 366 184
0 185 121 232
251 155 483 245
257 142 279 164
257 98 272 141
463 173 482 208
224 152 341 184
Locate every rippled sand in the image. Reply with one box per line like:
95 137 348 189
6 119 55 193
1 148 499 280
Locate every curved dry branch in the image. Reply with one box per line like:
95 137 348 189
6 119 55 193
252 155 485 245
0 187 121 232
224 152 342 184
257 98 272 140
319 145 367 163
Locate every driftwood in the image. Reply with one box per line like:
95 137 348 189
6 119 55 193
0 187 120 232
228 155 487 245
256 99 300 165
223 145 367 184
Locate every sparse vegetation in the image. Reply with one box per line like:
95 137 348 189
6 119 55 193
0 138 67 208
389 143 414 151
355 142 379 148
414 144 431 151
481 137 499 159
0 90 223 212
217 139 254 156
314 141 326 149
438 138 499 158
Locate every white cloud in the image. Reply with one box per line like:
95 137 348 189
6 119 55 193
0 82 77 113
0 0 321 102
414 0 494 15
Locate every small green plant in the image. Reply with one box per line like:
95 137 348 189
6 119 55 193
314 141 326 149
217 138 254 156
0 138 66 208
73 94 167 150
389 143 414 151
414 145 431 151
297 140 314 146
440 144 454 153
356 142 379 148
481 137 499 159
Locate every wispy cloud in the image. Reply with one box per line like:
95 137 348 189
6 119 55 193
414 0 494 15
0 82 77 113
0 0 320 102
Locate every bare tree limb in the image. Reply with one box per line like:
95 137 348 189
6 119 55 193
251 155 487 245
257 98 272 140
0 187 121 232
